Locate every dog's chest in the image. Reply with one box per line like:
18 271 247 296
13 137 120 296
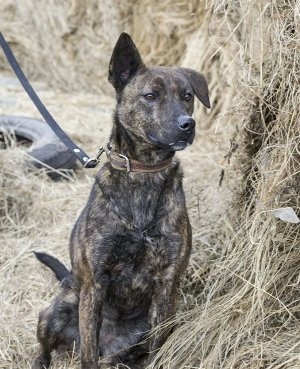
91 169 183 311
110 183 164 230
101 232 180 310
99 168 183 230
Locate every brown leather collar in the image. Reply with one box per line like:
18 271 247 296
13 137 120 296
106 145 174 173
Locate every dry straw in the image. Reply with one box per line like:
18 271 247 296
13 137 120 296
0 0 300 368
149 1 300 368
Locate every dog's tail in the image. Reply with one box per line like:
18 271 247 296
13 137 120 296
34 251 71 286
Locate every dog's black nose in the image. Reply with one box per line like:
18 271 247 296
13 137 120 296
177 116 195 131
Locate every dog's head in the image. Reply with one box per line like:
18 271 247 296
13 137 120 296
108 33 210 151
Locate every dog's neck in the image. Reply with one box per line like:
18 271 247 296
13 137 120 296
109 116 175 164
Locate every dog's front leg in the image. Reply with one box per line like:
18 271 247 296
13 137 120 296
148 278 178 364
79 284 102 369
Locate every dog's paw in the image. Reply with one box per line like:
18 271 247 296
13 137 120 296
31 358 47 369
31 353 51 369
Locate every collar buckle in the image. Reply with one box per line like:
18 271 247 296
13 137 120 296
118 154 131 172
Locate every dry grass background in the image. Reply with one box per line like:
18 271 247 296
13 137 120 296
0 0 300 368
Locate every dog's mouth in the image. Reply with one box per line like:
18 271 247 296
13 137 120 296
169 140 190 151
147 132 194 151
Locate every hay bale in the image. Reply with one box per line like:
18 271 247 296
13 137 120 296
0 0 209 95
120 0 205 66
0 0 121 93
149 1 300 368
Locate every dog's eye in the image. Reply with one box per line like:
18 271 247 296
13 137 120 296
144 93 156 101
184 93 192 102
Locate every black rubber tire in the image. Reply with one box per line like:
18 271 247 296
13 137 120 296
0 115 77 177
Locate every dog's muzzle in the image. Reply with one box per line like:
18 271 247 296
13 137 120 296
147 125 195 151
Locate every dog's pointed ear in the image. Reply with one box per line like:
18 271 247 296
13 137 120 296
179 68 211 108
108 33 145 89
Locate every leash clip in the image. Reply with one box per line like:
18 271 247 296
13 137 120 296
84 146 105 168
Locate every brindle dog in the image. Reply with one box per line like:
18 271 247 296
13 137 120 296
31 33 210 369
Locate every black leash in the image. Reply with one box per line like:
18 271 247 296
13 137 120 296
0 32 101 168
